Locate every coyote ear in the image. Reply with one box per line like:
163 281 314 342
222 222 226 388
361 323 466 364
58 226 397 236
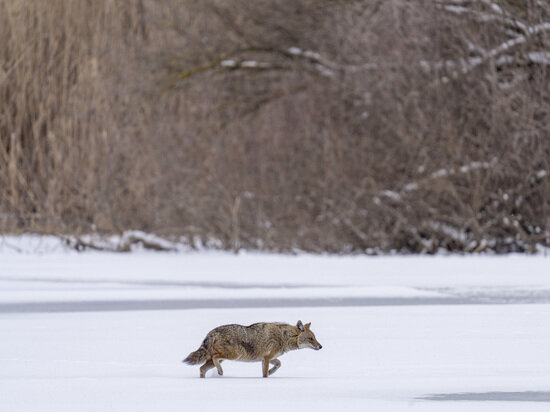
305 322 311 330
297 320 304 332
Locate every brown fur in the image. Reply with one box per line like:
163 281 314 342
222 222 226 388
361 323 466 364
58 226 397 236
184 320 322 378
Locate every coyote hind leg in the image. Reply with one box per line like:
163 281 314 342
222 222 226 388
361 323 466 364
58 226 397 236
268 359 281 376
200 360 215 378
212 357 224 375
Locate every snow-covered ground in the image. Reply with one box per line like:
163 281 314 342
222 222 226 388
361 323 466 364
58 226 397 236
1 249 550 411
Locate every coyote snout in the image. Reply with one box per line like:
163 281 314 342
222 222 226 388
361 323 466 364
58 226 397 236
184 320 322 378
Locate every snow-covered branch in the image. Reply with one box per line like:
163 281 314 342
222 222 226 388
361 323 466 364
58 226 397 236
285 47 378 76
375 159 500 203
433 1 550 84
423 20 550 83
174 43 384 84
440 2 527 33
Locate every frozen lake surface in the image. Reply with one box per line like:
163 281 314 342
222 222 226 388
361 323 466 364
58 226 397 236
1 251 550 411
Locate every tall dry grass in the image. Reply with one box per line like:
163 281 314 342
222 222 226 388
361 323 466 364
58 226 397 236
0 0 153 234
0 0 549 253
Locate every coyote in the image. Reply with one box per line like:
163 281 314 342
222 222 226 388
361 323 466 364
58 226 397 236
183 320 322 378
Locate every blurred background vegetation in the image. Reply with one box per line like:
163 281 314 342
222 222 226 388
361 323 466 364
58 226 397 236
0 0 548 253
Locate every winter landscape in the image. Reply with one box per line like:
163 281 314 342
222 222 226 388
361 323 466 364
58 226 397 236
1 240 549 411
2 1 550 411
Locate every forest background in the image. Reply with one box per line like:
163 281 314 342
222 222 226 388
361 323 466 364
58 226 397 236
0 0 549 253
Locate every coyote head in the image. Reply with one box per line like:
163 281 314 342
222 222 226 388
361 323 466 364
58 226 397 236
296 320 322 350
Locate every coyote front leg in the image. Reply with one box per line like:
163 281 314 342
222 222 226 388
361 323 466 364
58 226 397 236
262 357 272 377
268 359 281 376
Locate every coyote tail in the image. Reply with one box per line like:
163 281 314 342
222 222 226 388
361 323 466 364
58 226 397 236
183 338 209 364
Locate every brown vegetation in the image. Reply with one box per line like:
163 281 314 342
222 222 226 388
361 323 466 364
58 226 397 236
1 0 549 253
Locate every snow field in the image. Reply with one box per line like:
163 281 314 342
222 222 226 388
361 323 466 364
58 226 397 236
2 304 550 411
1 252 550 411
